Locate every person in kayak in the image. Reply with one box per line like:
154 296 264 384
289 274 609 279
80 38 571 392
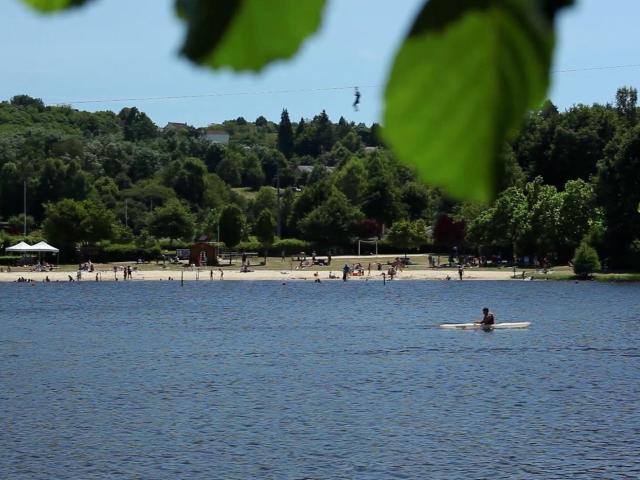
476 308 495 325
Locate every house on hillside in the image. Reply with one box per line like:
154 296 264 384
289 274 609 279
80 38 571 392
163 122 190 133
201 128 230 145
296 165 335 175
296 165 335 185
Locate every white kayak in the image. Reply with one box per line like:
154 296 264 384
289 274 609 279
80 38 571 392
439 322 531 330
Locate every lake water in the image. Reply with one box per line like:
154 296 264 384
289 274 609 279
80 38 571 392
1 280 639 479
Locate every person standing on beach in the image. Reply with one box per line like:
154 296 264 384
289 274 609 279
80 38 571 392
342 264 350 281
458 265 464 280
210 269 213 280
219 268 224 280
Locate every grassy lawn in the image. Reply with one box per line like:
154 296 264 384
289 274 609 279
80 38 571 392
528 265 575 281
529 265 640 282
1 255 524 273
594 273 640 282
2 255 442 273
231 187 266 200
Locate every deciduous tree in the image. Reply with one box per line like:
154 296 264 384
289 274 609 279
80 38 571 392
255 209 276 261
386 220 426 256
148 199 195 246
298 189 363 245
219 204 245 249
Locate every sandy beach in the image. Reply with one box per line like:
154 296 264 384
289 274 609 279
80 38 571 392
0 267 518 283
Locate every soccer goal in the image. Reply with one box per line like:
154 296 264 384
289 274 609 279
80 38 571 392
357 239 379 256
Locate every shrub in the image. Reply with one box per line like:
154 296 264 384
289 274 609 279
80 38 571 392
0 255 16 266
236 238 261 252
572 241 601 278
624 239 640 271
159 239 192 250
91 243 162 263
272 238 311 255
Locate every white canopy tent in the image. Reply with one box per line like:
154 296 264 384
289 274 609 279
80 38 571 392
28 241 59 253
5 241 32 252
4 240 60 265
28 241 60 265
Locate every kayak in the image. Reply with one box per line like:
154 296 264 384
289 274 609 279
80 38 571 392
439 322 531 330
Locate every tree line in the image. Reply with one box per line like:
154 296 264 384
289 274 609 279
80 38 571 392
0 89 639 269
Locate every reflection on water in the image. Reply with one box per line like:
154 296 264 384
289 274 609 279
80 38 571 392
1 280 639 479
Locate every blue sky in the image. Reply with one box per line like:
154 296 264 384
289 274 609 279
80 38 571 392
1 0 639 127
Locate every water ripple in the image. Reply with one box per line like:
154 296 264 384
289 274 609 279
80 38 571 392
1 280 639 478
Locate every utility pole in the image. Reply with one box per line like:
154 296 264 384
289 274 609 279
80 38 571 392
23 180 27 238
276 162 282 238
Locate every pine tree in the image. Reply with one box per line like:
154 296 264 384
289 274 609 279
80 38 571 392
277 109 294 158
295 117 306 137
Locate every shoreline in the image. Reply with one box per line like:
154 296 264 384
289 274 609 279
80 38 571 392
3 265 636 283
0 268 519 283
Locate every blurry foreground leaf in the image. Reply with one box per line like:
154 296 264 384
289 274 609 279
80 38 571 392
384 0 571 203
178 0 326 72
22 0 92 12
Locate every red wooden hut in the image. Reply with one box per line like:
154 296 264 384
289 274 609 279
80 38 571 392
189 242 219 267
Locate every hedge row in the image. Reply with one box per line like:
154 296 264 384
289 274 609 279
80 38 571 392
235 239 261 252
87 243 162 263
272 238 312 255
226 238 312 256
0 255 17 266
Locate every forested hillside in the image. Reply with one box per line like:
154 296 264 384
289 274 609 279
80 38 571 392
0 89 639 268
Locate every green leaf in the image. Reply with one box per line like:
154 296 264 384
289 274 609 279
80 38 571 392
21 0 92 12
178 0 326 72
384 0 571 203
